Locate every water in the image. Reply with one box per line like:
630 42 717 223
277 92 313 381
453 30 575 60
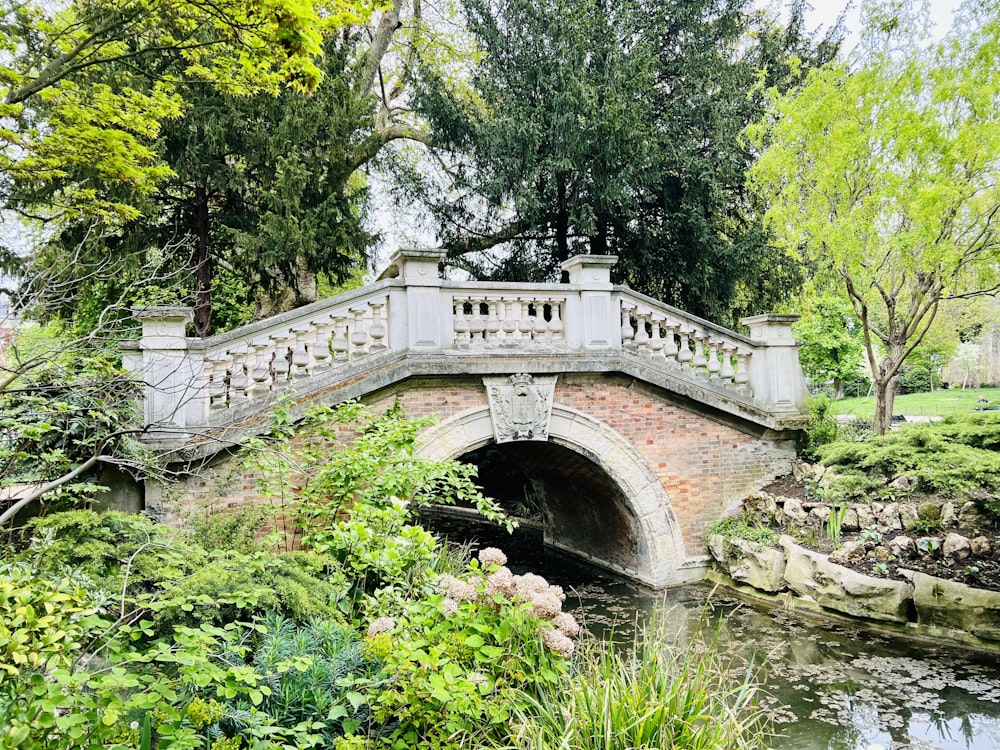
423 511 1000 750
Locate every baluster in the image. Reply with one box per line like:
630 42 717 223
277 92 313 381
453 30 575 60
350 307 369 357
369 301 387 352
228 349 249 403
290 329 312 377
485 297 501 342
469 297 486 343
249 341 273 396
518 298 534 340
678 327 694 367
634 312 651 355
649 317 665 358
692 332 708 371
501 299 517 343
270 333 291 383
532 299 549 340
548 299 564 341
663 322 679 365
206 356 228 410
620 303 636 345
331 316 349 363
311 321 334 371
707 339 722 378
720 344 736 384
734 351 751 393
453 297 470 347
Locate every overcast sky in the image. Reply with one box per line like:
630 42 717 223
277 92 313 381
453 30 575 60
788 0 965 47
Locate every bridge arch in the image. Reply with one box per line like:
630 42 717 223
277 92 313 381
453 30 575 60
417 404 690 587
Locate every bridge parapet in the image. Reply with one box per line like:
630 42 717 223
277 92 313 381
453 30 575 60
124 249 808 441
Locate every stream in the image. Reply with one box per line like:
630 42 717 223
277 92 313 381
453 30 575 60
422 511 1000 750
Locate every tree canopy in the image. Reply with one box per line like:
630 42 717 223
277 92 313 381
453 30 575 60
404 0 840 324
749 0 1000 433
1 0 378 223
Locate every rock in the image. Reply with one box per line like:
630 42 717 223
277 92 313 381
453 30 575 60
810 506 831 526
959 502 987 531
906 570 1000 641
970 536 994 558
899 503 919 532
877 503 903 533
780 536 914 623
726 538 787 593
888 535 916 558
829 539 868 565
943 532 972 561
940 502 957 527
745 492 777 517
855 505 876 530
841 507 861 532
708 534 726 563
782 498 808 525
793 460 823 483
872 502 885 517
890 476 915 492
872 546 892 563
916 536 943 558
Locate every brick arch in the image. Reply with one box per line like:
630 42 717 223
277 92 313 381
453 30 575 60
417 404 689 587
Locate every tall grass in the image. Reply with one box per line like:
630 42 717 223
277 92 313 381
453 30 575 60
505 612 769 750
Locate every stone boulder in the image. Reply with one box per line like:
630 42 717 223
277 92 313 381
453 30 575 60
841 506 861 532
780 536 914 623
905 570 1000 641
828 539 867 565
781 498 808 526
943 532 972 562
708 534 726 564
888 535 916 558
855 504 876 531
899 503 919 532
877 503 903 533
958 501 988 530
726 538 787 593
940 502 957 527
970 536 994 558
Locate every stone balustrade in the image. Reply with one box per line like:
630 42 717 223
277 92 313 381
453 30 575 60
123 248 808 440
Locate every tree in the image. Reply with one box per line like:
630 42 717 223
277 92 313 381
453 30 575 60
406 0 840 324
1 0 377 223
10 1 446 335
749 0 1000 434
794 294 866 399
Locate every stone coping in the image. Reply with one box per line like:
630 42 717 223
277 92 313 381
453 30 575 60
708 533 1000 653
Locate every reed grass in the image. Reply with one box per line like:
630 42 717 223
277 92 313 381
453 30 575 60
505 612 769 750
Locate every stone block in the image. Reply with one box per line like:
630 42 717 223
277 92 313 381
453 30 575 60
906 570 1000 642
727 538 787 593
780 536 913 623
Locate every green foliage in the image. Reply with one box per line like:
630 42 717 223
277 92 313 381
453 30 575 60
749 0 1000 432
826 504 847 548
508 615 768 750
1 0 373 222
0 326 146 490
816 414 1000 503
794 294 866 397
411 0 839 324
708 512 779 547
899 366 937 394
801 396 839 460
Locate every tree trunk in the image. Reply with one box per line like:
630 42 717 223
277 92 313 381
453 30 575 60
193 186 213 338
833 376 843 401
555 178 569 264
872 350 903 435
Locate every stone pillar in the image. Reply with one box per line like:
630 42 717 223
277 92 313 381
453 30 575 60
388 247 447 351
561 255 618 350
741 314 809 413
128 306 203 439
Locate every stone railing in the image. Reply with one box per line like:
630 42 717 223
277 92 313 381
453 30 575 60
124 248 808 439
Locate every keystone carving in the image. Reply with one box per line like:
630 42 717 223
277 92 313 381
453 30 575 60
483 374 557 443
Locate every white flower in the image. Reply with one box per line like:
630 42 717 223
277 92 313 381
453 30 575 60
441 598 459 617
367 616 396 638
478 547 508 567
528 592 562 620
552 612 580 636
539 626 576 658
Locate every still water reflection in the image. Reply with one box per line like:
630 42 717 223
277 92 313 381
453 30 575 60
423 512 1000 750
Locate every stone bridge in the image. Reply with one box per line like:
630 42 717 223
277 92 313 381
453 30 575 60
124 249 810 587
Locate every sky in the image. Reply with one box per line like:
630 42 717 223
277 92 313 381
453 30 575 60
785 0 966 47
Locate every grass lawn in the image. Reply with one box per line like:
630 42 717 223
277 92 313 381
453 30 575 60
830 386 1000 418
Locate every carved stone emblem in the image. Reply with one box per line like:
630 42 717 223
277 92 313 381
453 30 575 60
483 373 557 443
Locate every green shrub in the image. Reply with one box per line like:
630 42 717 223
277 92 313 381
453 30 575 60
899 365 935 394
801 396 838 459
